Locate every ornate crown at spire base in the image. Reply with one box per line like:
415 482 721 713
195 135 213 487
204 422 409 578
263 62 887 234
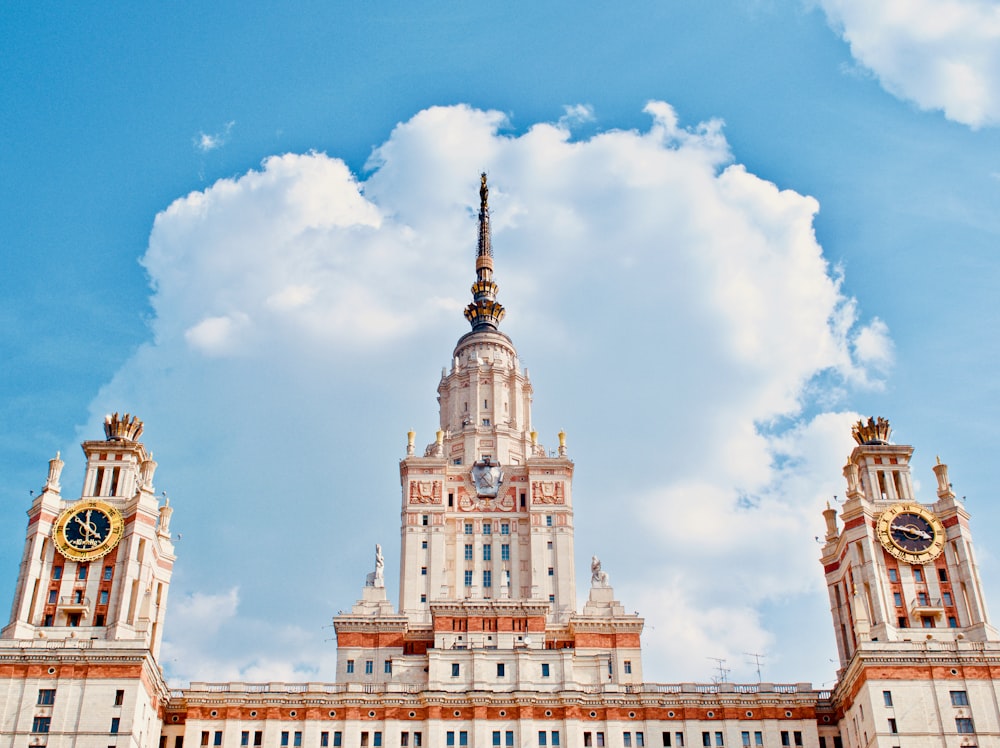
852 416 891 446
104 412 144 442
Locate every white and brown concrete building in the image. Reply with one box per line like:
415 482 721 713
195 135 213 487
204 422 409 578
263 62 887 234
2 176 998 748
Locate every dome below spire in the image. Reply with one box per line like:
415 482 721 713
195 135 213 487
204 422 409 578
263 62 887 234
463 173 506 332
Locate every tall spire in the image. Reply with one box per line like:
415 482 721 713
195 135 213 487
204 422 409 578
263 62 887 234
463 173 506 331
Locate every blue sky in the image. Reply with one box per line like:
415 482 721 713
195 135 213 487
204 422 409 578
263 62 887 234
2 1 999 686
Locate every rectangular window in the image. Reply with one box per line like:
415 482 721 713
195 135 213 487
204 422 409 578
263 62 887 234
548 567 554 576
465 570 473 587
111 718 120 734
951 690 970 706
501 523 510 535
955 718 975 734
37 688 55 705
703 733 711 747
888 568 898 582
465 544 473 560
637 735 644 748
32 716 51 733
421 594 427 603
483 524 492 535
333 734 342 748
883 690 893 707
177 737 186 748
241 732 249 746
585 735 593 747
53 566 62 580
715 733 724 747
676 733 684 747
47 589 57 604
346 660 354 673
781 733 790 747
546 515 553 526
542 663 550 677
553 732 561 746
415 734 423 747
483 570 492 588
939 568 948 582
421 566 427 575
754 733 762 746
547 541 553 550
664 733 672 747
793 733 802 747
100 590 109 605
422 515 429 526
624 734 632 748
254 732 263 747
493 734 501 747
384 659 392 674
104 565 113 581
540 731 548 746
944 592 953 605
365 660 374 674
742 733 751 747
452 663 460 677
421 540 428 549
918 592 929 605
598 734 606 747
374 733 382 747
320 733 328 747
281 732 289 747
115 689 125 706
922 616 935 628
464 523 473 534
949 616 958 627
361 733 369 747
497 663 505 677
502 544 510 560
78 564 88 580
893 592 902 607
913 567 923 582
888 719 897 734
215 734 224 748
484 544 492 561
898 616 907 628
624 660 632 674
460 733 469 747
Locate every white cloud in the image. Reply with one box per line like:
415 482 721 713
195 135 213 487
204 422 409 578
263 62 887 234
818 0 1000 127
194 121 236 152
85 102 890 686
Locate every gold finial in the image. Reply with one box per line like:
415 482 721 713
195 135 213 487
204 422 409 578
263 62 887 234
104 412 144 442
480 172 489 211
464 173 505 331
851 416 891 445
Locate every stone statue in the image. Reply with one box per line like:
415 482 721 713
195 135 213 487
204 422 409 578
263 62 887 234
366 543 385 588
591 555 609 587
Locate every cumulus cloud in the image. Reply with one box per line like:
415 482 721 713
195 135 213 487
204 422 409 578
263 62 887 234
818 0 1000 127
82 102 891 685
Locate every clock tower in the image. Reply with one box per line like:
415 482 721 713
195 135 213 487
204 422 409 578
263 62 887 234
821 417 1000 748
0 414 173 748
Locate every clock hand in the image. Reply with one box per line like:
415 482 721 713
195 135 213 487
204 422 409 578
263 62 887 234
895 523 932 541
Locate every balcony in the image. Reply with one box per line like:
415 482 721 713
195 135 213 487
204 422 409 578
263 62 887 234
910 597 945 619
58 596 91 612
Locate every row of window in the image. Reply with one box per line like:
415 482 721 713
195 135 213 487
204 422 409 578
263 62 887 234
462 544 515 561
50 564 114 581
883 689 970 707
887 567 948 583
35 688 124 706
33 717 119 734
345 660 392 674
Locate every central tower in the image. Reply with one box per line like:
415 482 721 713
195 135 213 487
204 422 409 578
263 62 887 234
398 174 576 624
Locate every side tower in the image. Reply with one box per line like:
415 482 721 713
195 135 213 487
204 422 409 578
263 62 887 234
821 417 1000 747
0 414 174 748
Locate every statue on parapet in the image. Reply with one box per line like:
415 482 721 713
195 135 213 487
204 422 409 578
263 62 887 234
365 543 385 588
591 555 609 587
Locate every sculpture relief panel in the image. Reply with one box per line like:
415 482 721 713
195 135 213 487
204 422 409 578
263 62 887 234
409 480 442 504
531 480 565 504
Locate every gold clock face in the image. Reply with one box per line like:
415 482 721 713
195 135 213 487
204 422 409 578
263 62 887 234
52 500 124 561
876 502 945 564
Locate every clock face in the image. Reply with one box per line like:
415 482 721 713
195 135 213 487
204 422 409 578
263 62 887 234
876 503 945 564
52 500 124 561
